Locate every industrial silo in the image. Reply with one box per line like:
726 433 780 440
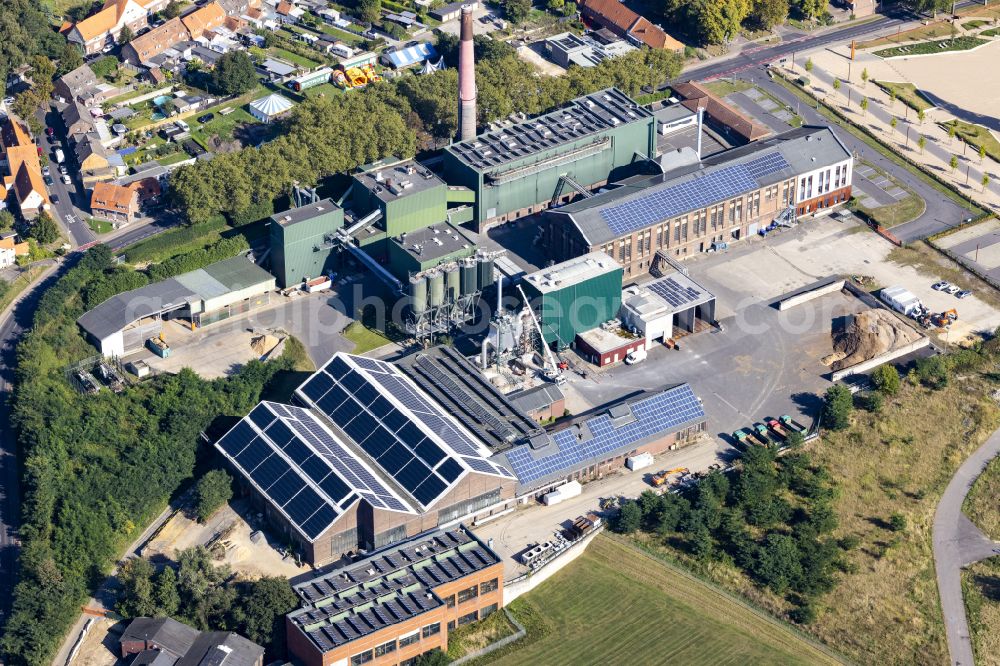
460 258 477 295
477 256 494 290
428 270 445 308
409 276 427 316
445 264 460 302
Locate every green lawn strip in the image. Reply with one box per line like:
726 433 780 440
942 119 1000 163
341 321 393 354
874 80 933 112
859 22 957 49
269 46 323 68
87 217 114 234
479 535 841 666
157 152 192 167
982 28 1000 37
962 20 988 30
0 264 46 313
773 74 987 218
875 36 987 58
702 79 752 97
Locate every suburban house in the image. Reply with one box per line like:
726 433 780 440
122 17 191 66
63 0 171 55
90 182 139 224
120 617 264 666
0 116 49 220
0 234 31 259
75 134 123 186
181 1 228 39
274 0 305 24
577 0 683 51
218 0 263 15
63 102 97 138
54 65 98 103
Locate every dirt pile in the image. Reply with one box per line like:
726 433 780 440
250 334 280 357
824 309 922 370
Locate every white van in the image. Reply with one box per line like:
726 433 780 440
625 348 647 365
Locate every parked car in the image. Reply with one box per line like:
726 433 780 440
932 281 950 291
45 127 54 137
197 113 214 124
58 164 68 175
944 284 961 295
956 290 973 299
61 174 71 185
50 194 59 204
41 165 50 176
43 175 53 186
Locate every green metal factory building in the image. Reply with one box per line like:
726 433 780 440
442 88 656 231
269 199 344 289
520 251 623 348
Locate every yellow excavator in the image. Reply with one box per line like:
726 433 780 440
651 467 689 486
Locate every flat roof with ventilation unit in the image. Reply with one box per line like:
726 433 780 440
271 198 342 227
522 251 620 295
354 158 446 203
446 88 652 173
392 222 475 264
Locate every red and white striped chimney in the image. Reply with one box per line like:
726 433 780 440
457 4 477 142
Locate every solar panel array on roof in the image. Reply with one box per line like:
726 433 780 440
504 385 704 483
647 276 705 308
297 354 512 510
215 402 412 541
600 152 791 236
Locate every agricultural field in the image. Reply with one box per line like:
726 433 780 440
480 536 842 666
963 455 1000 540
962 557 1000 666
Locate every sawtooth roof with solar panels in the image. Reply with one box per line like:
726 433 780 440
445 87 653 172
550 125 852 246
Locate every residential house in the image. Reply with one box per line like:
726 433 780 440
64 0 170 55
120 617 264 666
124 176 163 207
122 17 191 66
75 134 122 186
429 0 479 22
0 234 31 259
0 116 49 220
54 64 99 103
63 102 97 138
0 245 16 269
182 1 228 39
217 0 262 14
90 182 139 223
577 0 683 52
274 0 305 24
316 7 339 23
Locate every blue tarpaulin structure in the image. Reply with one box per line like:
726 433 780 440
381 42 437 69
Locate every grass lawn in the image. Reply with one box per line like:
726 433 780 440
446 609 519 661
943 119 1000 163
0 264 46 314
104 85 170 107
983 28 1000 37
309 21 365 44
302 82 344 99
875 36 987 58
850 161 926 227
702 79 752 97
963 455 1000 540
859 21 955 49
341 321 393 354
190 106 259 148
963 19 988 30
875 80 933 112
157 152 192 166
479 535 842 666
87 217 113 234
269 47 323 68
962 557 1000 666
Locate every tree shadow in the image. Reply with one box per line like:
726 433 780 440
972 573 1000 602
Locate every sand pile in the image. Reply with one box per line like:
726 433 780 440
823 309 922 370
251 334 280 357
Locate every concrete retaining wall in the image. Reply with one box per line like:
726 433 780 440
502 527 602 606
831 337 931 381
777 279 846 311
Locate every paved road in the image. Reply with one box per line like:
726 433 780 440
734 70 975 241
0 259 70 633
39 106 96 248
933 428 1000 666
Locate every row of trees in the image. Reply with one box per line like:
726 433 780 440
168 44 682 224
116 547 297 657
660 0 828 45
613 445 850 621
1 245 302 664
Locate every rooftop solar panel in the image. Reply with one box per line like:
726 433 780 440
600 152 790 236
504 385 704 483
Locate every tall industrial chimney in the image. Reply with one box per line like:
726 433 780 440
457 4 477 142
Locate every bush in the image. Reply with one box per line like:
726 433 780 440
889 513 908 532
914 355 950 389
193 469 233 522
854 391 883 413
870 364 900 396
821 385 853 430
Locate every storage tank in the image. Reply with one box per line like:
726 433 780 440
460 259 477 295
428 270 445 308
477 256 494 289
409 276 427 315
445 264 460 302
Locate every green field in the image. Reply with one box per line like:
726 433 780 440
963 455 1000 540
875 80 933 112
875 37 987 58
482 536 843 666
341 321 393 354
943 119 1000 163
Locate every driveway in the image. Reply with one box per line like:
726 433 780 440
933 428 1000 666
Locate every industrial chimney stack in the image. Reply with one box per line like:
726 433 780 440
457 4 477 142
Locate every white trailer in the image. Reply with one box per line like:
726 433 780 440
626 452 653 471
880 285 921 316
542 480 582 506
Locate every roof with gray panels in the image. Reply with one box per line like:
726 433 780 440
550 125 851 246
